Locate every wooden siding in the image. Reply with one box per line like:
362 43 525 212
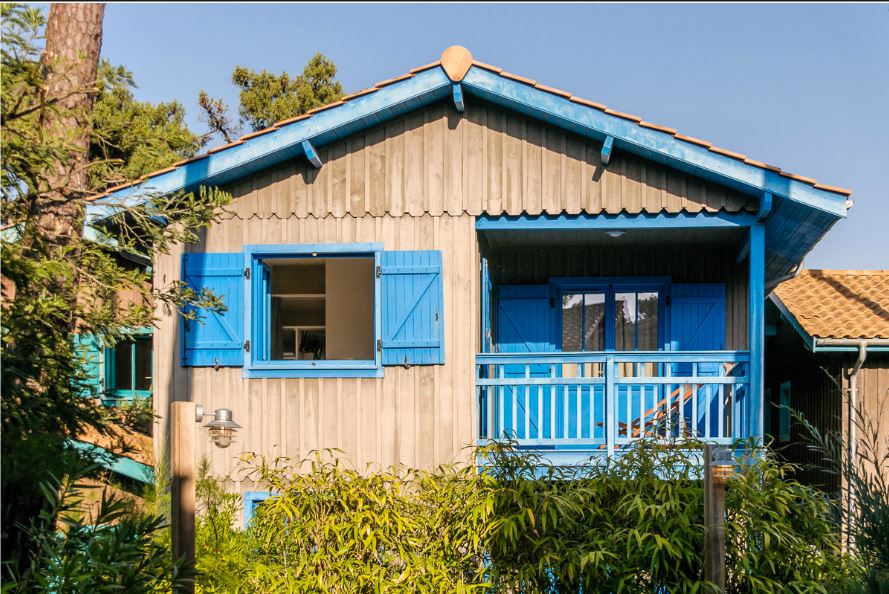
488 245 749 350
219 101 757 221
153 214 479 489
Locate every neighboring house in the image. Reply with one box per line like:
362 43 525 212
86 46 853 510
766 270 889 492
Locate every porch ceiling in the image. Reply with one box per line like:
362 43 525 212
480 227 745 249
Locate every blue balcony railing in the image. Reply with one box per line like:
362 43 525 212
477 351 751 460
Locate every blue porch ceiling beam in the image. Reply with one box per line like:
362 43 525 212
748 224 765 444
452 83 465 112
301 140 322 168
601 135 614 166
461 66 847 218
476 211 758 231
758 191 774 222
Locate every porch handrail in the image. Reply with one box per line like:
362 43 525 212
476 350 752 458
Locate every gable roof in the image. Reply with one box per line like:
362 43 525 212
86 46 853 284
771 270 889 342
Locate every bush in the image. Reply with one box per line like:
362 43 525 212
192 440 857 593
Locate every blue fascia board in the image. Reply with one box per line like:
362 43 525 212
476 211 758 231
86 68 452 220
768 292 817 351
461 67 847 218
67 439 154 484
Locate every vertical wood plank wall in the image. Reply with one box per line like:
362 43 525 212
152 99 758 489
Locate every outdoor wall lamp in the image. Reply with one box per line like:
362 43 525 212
194 405 242 448
710 447 735 481
606 230 625 238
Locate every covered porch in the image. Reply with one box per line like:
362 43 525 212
475 211 765 465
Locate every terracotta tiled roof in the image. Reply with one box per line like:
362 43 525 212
773 270 889 340
89 47 853 201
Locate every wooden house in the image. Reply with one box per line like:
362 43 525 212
87 46 853 505
766 270 889 492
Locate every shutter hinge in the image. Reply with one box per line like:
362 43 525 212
244 340 250 352
376 339 382 352
375 265 382 278
244 266 250 279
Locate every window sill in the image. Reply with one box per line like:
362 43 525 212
243 365 383 379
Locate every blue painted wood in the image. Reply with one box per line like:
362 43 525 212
476 211 757 231
181 253 245 367
380 250 444 365
758 191 774 222
73 333 104 397
300 140 322 168
452 83 465 112
601 135 614 165
478 351 750 364
480 258 492 353
68 439 154 484
748 225 766 442
89 68 451 214
460 66 847 218
243 491 272 526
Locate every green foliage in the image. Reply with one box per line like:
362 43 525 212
192 442 855 593
201 52 344 137
6 464 193 592
1 1 231 578
89 61 204 189
795 406 889 591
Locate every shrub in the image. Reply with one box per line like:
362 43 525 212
194 441 855 593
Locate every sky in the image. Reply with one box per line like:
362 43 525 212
98 3 888 269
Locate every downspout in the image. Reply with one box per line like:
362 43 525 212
813 338 873 537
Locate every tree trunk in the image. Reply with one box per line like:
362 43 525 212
33 3 105 245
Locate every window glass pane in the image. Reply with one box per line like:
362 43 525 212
583 293 606 351
134 337 152 392
266 257 374 361
113 342 133 391
614 292 637 351
637 292 659 350
561 293 583 351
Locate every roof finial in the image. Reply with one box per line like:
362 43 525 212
440 46 473 82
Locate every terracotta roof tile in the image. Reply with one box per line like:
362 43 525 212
306 100 346 115
208 140 244 154
569 96 607 111
604 108 643 123
709 146 747 161
534 83 572 98
171 153 209 167
472 60 503 73
673 133 713 148
409 61 440 74
500 71 537 86
340 87 378 101
774 270 889 339
374 73 414 88
813 183 853 196
639 121 678 135
780 171 818 184
240 127 277 141
274 113 311 127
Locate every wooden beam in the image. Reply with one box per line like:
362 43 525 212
171 401 197 593
601 135 614 166
758 191 774 222
301 139 322 168
452 83 465 112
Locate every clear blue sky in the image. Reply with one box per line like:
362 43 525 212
99 3 888 269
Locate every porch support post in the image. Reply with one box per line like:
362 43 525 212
606 354 615 457
171 401 197 594
748 224 765 443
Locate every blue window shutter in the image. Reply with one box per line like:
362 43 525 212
380 250 444 365
73 333 104 397
182 253 244 367
668 284 726 352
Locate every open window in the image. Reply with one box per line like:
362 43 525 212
107 333 152 399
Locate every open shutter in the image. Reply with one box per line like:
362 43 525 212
182 253 244 367
73 333 104 397
669 284 726 352
380 250 444 365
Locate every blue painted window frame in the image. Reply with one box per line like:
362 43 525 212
243 243 384 378
549 277 670 352
105 328 153 401
243 490 273 527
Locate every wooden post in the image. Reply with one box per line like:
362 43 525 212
171 401 197 593
703 444 728 592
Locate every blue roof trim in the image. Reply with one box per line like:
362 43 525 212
461 67 847 218
477 211 758 230
86 67 452 221
67 439 154 484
